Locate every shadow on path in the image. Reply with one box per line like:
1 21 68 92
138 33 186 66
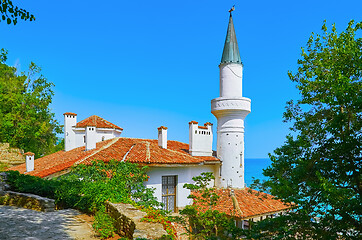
0 205 98 240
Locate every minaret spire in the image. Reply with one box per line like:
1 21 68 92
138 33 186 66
221 7 241 64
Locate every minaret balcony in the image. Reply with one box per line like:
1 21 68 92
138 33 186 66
211 97 251 118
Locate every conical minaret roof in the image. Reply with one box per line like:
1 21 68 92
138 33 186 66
220 13 242 64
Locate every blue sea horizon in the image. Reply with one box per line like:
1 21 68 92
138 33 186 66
244 158 271 187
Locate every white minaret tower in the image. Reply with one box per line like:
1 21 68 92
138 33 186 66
211 11 251 189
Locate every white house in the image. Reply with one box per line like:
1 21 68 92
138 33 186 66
11 12 289 223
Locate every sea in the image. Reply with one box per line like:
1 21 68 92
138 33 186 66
244 158 271 187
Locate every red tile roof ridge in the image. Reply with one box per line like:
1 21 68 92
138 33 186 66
76 115 123 130
230 189 244 216
143 141 151 163
193 187 290 219
74 137 121 165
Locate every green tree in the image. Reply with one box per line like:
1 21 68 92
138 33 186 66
0 0 35 25
0 49 62 157
249 20 362 239
179 172 243 239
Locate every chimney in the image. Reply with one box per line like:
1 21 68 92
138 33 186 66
63 112 77 151
189 121 213 156
85 126 97 151
25 152 35 172
158 126 168 149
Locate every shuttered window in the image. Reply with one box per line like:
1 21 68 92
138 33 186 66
162 176 177 212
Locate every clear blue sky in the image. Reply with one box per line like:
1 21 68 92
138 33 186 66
1 0 361 158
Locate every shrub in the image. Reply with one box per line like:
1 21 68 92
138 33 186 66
92 208 116 239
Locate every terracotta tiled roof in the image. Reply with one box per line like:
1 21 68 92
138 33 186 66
75 115 123 130
8 138 219 178
157 126 168 130
193 188 291 219
24 152 35 156
63 112 77 116
9 139 115 178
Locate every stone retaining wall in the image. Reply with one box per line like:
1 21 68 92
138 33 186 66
105 202 168 239
0 172 55 212
0 143 25 168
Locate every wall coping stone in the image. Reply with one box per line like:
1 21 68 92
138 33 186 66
106 201 168 239
0 190 56 212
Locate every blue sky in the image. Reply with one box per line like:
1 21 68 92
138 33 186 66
1 0 361 158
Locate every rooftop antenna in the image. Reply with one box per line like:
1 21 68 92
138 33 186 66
229 5 235 14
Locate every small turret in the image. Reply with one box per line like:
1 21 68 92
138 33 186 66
64 112 77 151
158 126 168 149
25 152 35 172
189 121 213 156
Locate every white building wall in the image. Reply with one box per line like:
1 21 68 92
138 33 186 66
73 128 121 149
146 165 218 208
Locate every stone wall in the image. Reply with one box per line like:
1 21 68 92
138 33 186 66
0 143 25 168
0 172 55 212
105 202 168 239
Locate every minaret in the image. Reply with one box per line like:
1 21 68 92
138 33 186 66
211 12 251 189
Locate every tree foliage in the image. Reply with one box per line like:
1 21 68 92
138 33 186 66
250 20 362 239
0 49 62 157
0 0 35 25
179 172 243 239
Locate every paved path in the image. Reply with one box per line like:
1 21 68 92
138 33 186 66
0 205 98 240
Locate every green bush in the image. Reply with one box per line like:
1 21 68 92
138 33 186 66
5 160 162 238
5 170 60 198
92 208 116 239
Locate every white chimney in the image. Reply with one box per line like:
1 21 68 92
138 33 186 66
85 126 97 151
64 112 77 151
158 126 168 149
189 121 213 156
25 152 35 172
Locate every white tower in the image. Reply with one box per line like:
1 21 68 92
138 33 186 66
211 13 251 189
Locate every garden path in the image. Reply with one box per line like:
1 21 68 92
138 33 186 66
0 205 98 240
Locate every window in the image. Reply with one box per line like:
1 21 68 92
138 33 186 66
102 136 105 141
162 176 177 212
83 136 86 143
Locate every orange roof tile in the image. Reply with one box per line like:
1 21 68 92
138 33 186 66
193 188 291 219
75 115 123 130
63 112 77 116
198 126 208 129
8 138 219 178
24 152 35 156
157 126 168 130
189 121 198 124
